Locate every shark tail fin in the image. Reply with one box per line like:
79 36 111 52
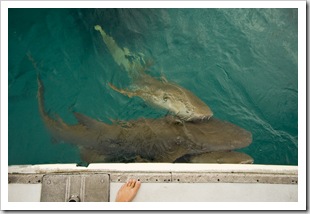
27 52 46 117
27 53 61 129
27 52 41 77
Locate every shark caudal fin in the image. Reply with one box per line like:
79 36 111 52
94 24 149 78
27 53 46 117
27 53 68 131
94 25 131 72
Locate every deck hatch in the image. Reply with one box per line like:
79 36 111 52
40 173 109 202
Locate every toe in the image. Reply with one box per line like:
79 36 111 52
127 179 132 187
131 180 137 188
134 180 141 190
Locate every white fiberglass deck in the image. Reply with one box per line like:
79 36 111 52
5 163 299 210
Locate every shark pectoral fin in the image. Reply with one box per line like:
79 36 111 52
74 112 107 129
108 83 136 98
79 146 108 163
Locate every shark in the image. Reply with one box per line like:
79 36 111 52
94 25 213 121
176 151 254 164
37 75 252 163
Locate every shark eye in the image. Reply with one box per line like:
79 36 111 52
163 95 169 102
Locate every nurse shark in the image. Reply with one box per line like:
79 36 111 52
37 75 252 163
94 25 213 121
176 151 254 164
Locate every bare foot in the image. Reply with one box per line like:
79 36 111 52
115 179 141 202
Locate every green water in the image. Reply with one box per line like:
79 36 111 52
8 8 298 165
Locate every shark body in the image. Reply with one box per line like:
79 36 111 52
37 76 252 163
94 25 213 121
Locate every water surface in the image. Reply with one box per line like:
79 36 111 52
8 8 298 165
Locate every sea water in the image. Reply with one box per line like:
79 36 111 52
8 8 298 165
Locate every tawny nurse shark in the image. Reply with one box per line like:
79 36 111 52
37 76 252 164
94 25 213 121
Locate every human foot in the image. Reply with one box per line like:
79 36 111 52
115 179 141 202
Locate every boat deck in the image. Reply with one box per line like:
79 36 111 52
8 163 298 203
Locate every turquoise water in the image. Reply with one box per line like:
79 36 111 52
8 8 298 165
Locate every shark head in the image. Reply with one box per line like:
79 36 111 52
153 86 213 122
185 118 253 152
184 105 214 122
